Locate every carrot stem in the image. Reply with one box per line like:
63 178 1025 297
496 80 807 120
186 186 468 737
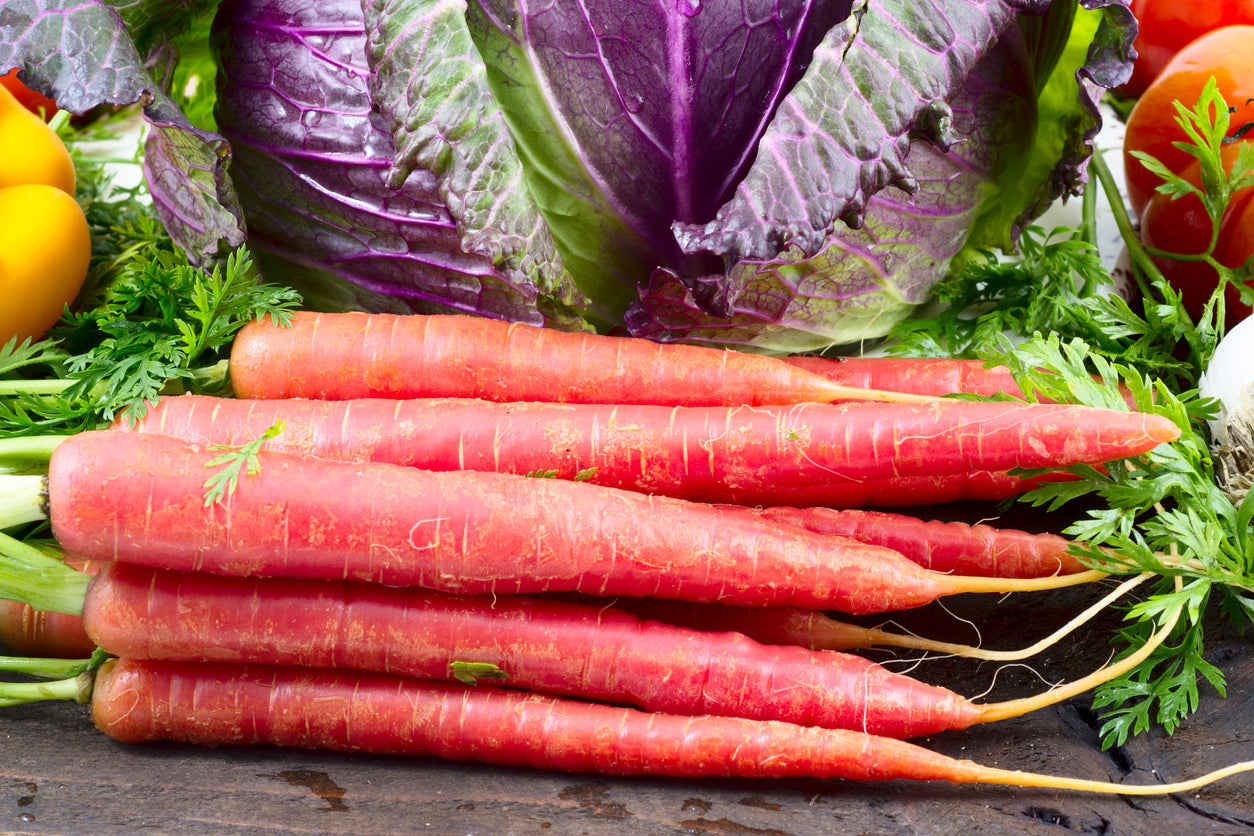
0 380 83 397
0 653 98 680
0 531 90 613
0 672 91 706
0 475 47 529
0 435 68 463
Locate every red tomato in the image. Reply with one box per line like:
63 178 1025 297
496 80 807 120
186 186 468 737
1140 141 1254 329
1123 25 1254 219
1219 193 1254 319
0 69 57 121
1124 0 1254 96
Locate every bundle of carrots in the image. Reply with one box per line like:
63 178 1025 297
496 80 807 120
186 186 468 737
2 311 1250 794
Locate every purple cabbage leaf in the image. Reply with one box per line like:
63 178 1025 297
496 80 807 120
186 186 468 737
211 0 587 327
629 0 1137 350
452 0 854 328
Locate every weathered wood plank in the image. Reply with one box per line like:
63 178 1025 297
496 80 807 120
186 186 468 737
3 631 1252 833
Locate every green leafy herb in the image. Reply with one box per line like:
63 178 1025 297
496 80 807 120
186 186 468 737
202 421 285 507
914 85 1254 749
56 247 299 417
986 327 1250 748
887 217 1203 392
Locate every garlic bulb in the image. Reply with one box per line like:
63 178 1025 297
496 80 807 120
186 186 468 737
1199 316 1254 505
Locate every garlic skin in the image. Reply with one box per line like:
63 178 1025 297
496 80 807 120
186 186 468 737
1199 316 1254 505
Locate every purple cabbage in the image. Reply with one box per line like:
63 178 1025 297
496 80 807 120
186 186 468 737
1 0 1137 348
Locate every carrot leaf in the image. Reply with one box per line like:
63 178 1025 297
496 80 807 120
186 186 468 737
202 421 285 507
1090 595 1225 748
996 333 1253 747
57 248 301 425
449 661 509 685
884 219 1199 392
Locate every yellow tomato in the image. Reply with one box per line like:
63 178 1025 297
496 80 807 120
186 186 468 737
1 79 89 343
0 81 76 195
0 184 91 344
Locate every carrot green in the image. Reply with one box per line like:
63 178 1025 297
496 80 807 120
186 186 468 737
881 87 1254 749
0 133 300 436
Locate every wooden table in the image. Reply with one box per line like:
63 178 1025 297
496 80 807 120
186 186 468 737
4 535 1254 835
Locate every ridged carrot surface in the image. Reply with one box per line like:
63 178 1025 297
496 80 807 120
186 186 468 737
729 470 1065 507
119 394 1176 500
94 659 1248 793
0 556 98 657
48 432 1063 615
227 312 938 405
782 356 1025 397
88 658 994 781
757 508 1089 578
0 601 95 657
785 355 1139 408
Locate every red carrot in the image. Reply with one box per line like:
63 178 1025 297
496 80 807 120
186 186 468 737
116 394 1176 502
41 432 1100 615
80 561 987 738
783 355 1026 398
0 556 97 657
227 311 933 406
754 508 1089 578
784 355 1139 408
0 602 95 657
87 658 1254 794
552 595 926 652
570 572 1151 661
725 471 1072 508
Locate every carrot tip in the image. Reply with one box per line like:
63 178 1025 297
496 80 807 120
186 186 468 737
1148 414 1182 444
